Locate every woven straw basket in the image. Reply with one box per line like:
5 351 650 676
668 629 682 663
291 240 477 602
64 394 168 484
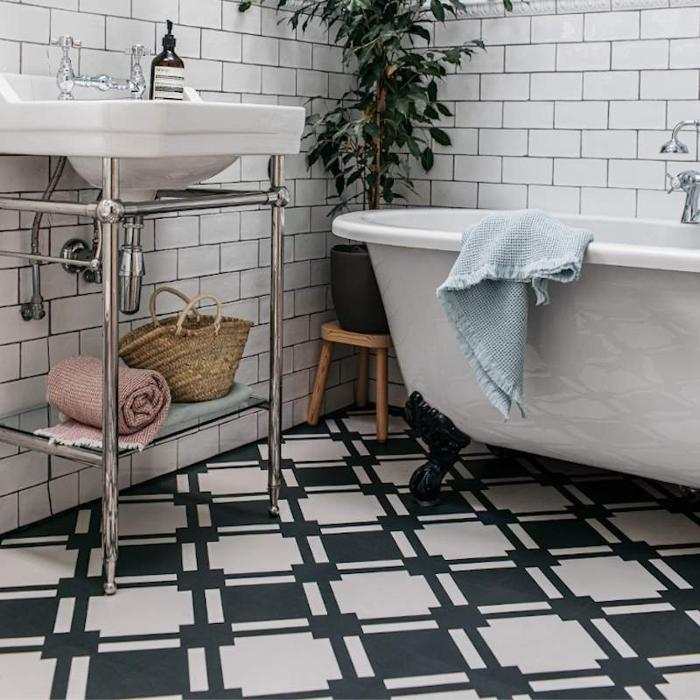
119 287 252 403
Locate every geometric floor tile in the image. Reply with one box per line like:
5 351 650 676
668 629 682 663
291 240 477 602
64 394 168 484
552 556 666 601
656 670 700 699
371 459 425 486
260 437 351 462
450 566 551 607
0 407 699 699
219 632 342 695
299 491 386 525
0 545 78 588
117 502 188 536
482 482 573 513
417 521 516 560
478 614 608 674
331 570 440 619
0 652 56 700
610 510 700 546
85 585 194 637
207 532 303 575
198 466 268 495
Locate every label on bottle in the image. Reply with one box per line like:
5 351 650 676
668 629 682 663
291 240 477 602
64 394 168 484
152 66 185 101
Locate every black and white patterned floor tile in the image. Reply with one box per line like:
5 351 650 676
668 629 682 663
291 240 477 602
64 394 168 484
1 408 700 700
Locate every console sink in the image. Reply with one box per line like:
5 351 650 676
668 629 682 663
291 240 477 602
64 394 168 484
0 73 305 200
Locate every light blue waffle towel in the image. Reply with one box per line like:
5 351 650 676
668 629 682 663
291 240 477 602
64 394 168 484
437 209 593 418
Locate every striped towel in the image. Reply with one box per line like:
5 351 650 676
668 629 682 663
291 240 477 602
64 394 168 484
36 356 171 451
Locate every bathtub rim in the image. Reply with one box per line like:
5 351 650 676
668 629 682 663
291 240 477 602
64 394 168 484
333 208 700 274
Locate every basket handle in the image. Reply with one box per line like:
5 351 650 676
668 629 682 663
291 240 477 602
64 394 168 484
149 286 200 327
175 293 224 336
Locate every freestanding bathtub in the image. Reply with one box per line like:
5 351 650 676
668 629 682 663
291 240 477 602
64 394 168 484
334 208 700 489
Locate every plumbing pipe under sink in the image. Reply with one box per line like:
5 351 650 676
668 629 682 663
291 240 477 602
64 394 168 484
119 217 145 315
20 156 67 322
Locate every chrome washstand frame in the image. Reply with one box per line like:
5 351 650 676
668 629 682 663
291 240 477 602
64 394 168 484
0 155 289 595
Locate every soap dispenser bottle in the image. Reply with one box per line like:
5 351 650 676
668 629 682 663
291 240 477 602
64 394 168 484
150 20 185 101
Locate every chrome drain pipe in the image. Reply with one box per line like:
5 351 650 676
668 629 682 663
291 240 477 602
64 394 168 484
119 216 145 315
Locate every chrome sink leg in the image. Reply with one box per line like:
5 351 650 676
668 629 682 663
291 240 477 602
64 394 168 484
101 157 121 595
268 155 286 518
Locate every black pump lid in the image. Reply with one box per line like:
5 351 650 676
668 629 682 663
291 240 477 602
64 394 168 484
162 19 176 49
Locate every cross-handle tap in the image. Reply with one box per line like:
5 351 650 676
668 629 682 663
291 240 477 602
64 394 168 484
666 170 700 223
52 38 152 100
126 44 152 99
52 36 82 101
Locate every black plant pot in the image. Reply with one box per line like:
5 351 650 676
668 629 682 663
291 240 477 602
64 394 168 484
331 244 389 335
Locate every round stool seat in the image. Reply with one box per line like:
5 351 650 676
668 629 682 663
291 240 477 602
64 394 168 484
321 321 392 349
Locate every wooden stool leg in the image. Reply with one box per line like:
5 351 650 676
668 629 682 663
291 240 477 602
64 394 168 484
375 348 388 442
307 340 333 425
356 347 369 408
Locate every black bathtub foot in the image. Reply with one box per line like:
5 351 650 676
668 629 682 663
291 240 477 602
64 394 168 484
404 392 471 505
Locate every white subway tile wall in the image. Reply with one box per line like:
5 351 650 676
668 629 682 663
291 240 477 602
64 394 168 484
0 0 370 533
429 2 700 218
1 0 697 531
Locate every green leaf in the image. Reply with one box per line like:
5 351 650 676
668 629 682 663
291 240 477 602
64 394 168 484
427 80 438 102
409 24 431 43
395 96 410 115
421 147 434 171
412 95 428 115
430 127 451 146
431 0 446 22
405 136 422 159
238 1 252 11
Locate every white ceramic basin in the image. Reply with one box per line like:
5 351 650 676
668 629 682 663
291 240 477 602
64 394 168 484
0 73 305 200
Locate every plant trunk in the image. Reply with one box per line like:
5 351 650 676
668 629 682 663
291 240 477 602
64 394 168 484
369 81 386 211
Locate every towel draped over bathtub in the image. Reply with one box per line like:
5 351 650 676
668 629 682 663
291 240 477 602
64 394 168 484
437 209 594 418
36 356 171 451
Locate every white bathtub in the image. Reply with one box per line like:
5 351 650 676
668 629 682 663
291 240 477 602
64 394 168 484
334 208 700 488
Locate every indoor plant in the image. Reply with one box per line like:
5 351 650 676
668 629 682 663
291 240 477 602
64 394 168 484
242 0 508 332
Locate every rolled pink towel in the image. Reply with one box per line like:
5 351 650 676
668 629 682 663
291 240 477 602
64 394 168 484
36 356 171 451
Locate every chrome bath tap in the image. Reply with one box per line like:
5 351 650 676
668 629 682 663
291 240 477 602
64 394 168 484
661 120 700 224
53 36 151 100
666 170 700 224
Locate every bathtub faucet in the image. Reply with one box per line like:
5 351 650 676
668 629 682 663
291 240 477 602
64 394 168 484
660 121 700 223
666 170 700 224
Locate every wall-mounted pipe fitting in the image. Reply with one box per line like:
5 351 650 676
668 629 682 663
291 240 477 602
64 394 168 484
274 186 291 208
96 198 125 223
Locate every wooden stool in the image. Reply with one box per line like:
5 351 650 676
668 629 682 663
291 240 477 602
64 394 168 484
308 321 393 442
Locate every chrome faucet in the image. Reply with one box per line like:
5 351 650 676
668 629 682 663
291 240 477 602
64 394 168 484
666 171 700 224
660 120 700 224
52 36 151 100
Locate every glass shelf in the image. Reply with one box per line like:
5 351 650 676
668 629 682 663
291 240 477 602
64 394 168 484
0 384 267 460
